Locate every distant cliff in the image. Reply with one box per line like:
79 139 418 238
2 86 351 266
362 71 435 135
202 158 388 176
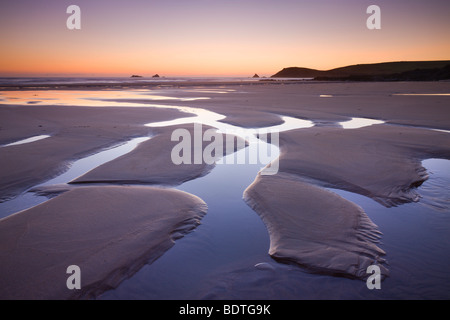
271 61 450 81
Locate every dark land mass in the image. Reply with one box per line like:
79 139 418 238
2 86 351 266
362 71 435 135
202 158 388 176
272 61 450 81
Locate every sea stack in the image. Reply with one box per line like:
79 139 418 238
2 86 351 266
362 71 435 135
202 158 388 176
152 74 160 78
252 73 260 78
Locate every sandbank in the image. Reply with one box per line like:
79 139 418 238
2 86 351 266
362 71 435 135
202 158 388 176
277 124 450 207
244 172 387 279
0 185 207 299
71 124 246 186
0 105 188 202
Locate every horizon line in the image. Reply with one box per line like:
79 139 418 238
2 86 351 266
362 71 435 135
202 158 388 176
2 59 449 78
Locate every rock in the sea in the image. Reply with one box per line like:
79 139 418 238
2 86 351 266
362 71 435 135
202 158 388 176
152 74 160 78
131 75 143 78
252 73 260 78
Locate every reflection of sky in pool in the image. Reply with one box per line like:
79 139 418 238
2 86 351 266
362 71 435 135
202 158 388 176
0 90 210 107
393 93 450 96
339 117 385 129
101 158 450 300
2 135 51 147
0 137 150 219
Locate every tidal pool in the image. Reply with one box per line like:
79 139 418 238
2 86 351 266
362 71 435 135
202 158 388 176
339 117 385 129
0 137 150 219
100 158 450 299
2 135 51 147
1 88 448 299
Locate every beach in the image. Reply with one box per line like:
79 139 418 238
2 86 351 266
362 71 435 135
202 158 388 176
0 79 449 299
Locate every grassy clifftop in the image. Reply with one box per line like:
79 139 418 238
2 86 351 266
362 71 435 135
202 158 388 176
272 61 450 81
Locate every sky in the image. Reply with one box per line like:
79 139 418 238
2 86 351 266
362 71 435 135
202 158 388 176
0 0 449 77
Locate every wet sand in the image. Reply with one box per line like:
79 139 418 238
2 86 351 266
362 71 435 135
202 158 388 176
0 105 189 202
0 80 449 299
71 124 246 187
244 172 388 279
276 124 450 207
0 186 206 300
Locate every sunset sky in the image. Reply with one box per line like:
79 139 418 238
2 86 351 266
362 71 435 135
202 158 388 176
1 0 449 77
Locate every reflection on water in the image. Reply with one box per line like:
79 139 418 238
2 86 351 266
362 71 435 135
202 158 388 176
0 137 150 219
100 141 274 300
186 89 236 94
432 129 450 134
325 158 450 299
48 137 151 185
419 159 450 213
1 87 449 299
2 135 51 147
146 109 314 141
145 107 226 128
340 117 385 129
0 90 209 107
393 93 450 96
101 154 450 300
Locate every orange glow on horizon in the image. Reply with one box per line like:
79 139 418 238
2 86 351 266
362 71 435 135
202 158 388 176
1 0 449 77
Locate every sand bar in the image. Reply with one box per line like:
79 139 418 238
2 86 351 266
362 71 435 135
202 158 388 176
244 172 388 279
276 124 450 207
0 185 207 299
0 104 188 202
71 124 246 186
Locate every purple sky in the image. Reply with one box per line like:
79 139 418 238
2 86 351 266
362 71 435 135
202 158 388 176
1 0 449 76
